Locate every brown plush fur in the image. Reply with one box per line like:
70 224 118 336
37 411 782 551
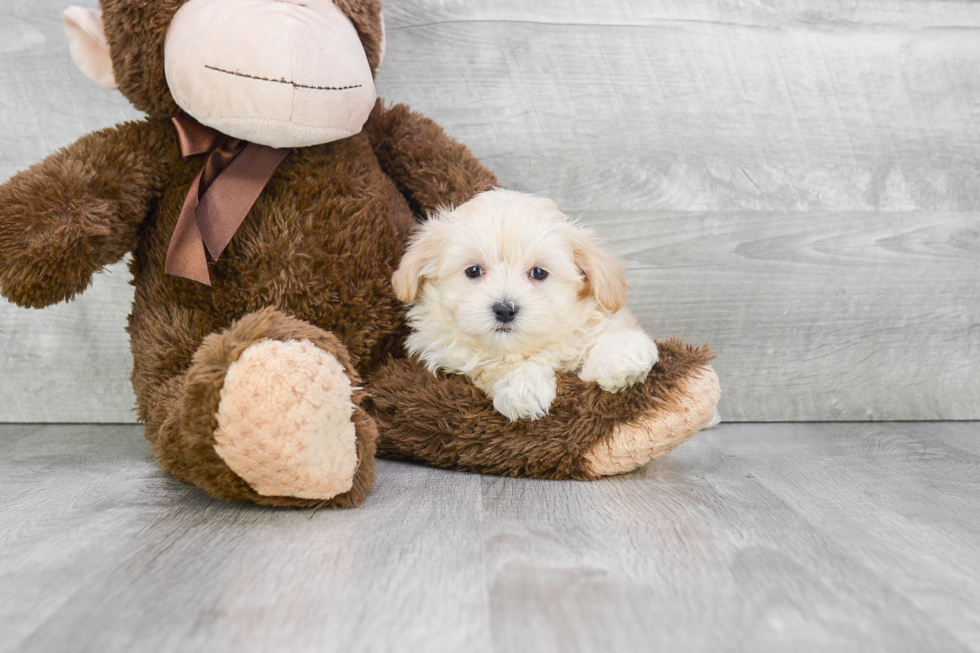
0 0 718 507
0 121 172 307
368 340 714 480
100 0 183 116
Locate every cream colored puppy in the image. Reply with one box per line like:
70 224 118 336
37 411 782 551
392 189 659 421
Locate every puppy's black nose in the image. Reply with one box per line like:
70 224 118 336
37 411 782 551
493 301 519 323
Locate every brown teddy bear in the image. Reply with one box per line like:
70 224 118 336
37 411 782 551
0 0 720 508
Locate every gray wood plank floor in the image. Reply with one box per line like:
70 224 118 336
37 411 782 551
1 423 978 653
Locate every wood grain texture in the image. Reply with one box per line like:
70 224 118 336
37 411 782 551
602 210 980 420
1 422 978 652
380 0 980 211
1 0 979 421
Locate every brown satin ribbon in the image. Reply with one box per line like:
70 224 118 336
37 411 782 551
165 116 289 286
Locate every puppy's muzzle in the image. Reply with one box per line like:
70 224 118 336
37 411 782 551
493 301 519 324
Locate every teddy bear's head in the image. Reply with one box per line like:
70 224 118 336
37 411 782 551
63 0 386 148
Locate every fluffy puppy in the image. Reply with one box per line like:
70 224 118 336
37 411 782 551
392 189 659 421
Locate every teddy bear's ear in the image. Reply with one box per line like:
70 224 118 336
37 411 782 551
63 6 118 90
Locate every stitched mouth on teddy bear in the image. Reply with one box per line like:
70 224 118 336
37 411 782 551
204 65 364 92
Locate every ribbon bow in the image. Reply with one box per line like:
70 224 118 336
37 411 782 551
165 116 289 286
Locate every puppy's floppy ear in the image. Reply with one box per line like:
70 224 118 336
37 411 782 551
392 220 448 303
563 224 628 313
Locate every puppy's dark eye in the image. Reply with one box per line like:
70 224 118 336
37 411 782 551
465 266 484 278
529 267 549 281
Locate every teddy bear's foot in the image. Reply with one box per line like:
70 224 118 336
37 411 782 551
146 308 376 508
583 365 720 477
213 339 360 500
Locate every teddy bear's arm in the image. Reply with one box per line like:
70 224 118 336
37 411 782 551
365 100 498 217
0 119 173 308
369 340 721 480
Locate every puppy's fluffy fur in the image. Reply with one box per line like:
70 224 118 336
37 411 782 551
392 189 659 421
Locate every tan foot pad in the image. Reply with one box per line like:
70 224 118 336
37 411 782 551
584 366 721 477
214 339 359 500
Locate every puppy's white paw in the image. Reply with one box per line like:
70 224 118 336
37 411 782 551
492 363 557 421
580 330 659 393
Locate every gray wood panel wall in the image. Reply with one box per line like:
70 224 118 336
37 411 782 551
1 0 978 422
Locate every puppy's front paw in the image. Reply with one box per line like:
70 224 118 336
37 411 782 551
492 364 557 421
580 331 659 393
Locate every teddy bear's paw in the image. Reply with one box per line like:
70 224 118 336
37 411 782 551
584 366 720 477
492 363 557 421
212 339 359 500
580 330 659 393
